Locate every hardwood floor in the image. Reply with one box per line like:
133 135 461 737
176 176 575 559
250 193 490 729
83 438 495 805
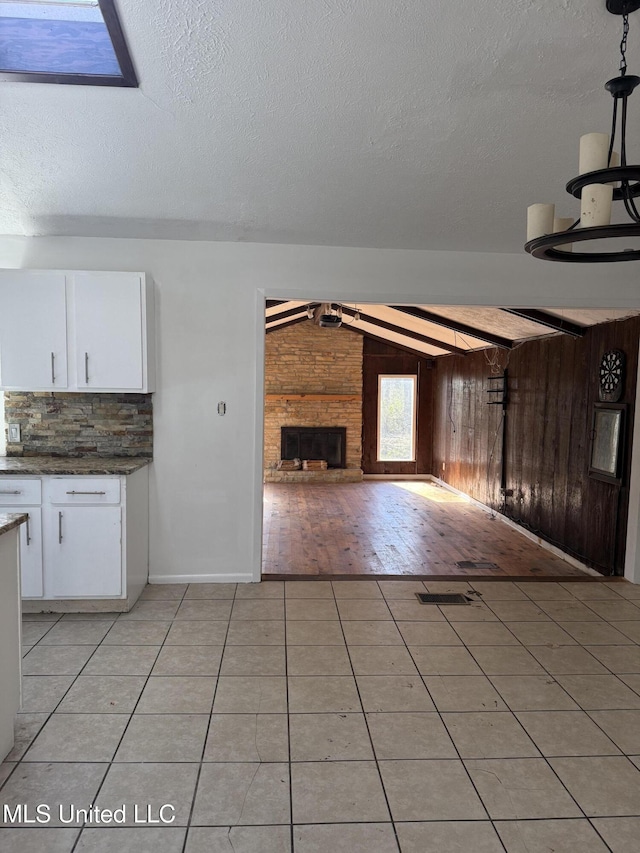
262 481 594 580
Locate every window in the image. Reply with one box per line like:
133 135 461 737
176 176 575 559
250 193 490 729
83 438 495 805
0 0 138 86
377 375 417 462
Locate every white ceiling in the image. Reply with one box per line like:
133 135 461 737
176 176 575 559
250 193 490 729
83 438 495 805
1 0 636 251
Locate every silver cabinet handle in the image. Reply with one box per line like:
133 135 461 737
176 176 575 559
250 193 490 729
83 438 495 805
85 352 89 385
51 352 56 385
65 490 107 496
0 490 21 495
58 511 63 544
25 514 31 546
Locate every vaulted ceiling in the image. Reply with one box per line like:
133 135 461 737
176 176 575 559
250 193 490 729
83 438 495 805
266 302 640 357
2 1 636 252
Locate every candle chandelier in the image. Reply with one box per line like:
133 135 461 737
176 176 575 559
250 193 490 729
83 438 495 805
525 0 640 262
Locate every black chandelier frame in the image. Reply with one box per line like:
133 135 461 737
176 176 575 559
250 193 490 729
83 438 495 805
525 0 640 262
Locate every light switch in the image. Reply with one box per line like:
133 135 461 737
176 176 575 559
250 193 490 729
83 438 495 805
8 424 20 443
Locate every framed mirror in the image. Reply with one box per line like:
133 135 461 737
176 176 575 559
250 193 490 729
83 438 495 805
589 403 625 484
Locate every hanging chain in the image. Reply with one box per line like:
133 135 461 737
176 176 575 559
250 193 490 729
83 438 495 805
620 13 630 75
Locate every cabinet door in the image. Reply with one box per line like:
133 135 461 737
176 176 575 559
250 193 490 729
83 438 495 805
0 271 68 390
4 507 43 598
49 506 122 597
72 272 144 391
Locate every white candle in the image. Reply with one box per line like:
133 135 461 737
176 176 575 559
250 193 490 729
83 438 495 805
609 150 620 188
580 184 613 227
579 133 610 174
527 203 555 241
553 216 574 252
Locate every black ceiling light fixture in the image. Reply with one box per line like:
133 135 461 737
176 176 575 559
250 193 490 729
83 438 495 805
314 303 343 328
525 0 640 262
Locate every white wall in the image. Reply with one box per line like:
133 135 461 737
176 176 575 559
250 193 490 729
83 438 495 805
1 235 640 583
0 394 5 457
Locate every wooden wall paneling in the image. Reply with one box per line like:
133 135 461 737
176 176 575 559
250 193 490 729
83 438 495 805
446 360 460 485
506 346 525 523
562 334 590 563
484 357 504 512
487 362 505 512
584 325 617 573
525 340 543 532
538 338 559 535
361 347 378 471
550 335 576 549
614 321 639 569
432 359 445 478
467 361 476 495
416 360 434 473
480 361 491 503
432 315 640 576
584 328 612 573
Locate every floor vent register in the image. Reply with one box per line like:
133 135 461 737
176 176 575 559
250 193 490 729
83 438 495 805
415 593 473 605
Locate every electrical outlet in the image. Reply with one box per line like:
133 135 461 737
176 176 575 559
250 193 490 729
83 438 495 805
8 424 20 443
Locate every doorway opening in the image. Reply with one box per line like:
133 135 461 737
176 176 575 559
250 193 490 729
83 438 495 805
261 299 640 582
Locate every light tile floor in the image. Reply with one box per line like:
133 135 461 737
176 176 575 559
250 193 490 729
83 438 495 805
3 579 640 851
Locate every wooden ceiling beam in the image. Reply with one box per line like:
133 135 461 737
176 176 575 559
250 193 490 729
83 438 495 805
347 326 436 362
388 305 514 350
340 306 466 355
501 308 586 338
266 303 318 324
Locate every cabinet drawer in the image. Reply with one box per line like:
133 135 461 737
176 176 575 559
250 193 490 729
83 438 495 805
49 478 120 504
0 479 42 505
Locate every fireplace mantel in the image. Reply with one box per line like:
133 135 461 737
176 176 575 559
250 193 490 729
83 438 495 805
265 394 361 402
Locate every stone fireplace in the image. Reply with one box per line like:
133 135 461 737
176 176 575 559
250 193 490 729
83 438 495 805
264 321 363 483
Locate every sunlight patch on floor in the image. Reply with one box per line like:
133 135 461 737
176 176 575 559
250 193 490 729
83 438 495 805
391 481 469 504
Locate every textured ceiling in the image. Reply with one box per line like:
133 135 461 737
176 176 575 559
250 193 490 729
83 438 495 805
1 0 637 250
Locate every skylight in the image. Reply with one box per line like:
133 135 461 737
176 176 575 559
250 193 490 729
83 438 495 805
0 0 138 86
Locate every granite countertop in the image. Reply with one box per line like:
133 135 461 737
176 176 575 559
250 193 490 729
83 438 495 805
0 513 28 537
0 458 151 476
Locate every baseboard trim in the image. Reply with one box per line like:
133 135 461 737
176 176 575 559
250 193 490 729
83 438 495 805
433 477 601 578
362 474 437 481
22 599 129 613
148 573 256 584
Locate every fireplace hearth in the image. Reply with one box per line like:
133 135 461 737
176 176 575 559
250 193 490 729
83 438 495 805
281 426 346 469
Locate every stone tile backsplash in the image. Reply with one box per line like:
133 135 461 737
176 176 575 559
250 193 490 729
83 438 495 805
3 392 153 458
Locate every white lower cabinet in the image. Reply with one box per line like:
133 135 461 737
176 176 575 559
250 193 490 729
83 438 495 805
0 479 44 598
49 506 122 597
0 468 149 606
0 507 43 598
19 509 43 598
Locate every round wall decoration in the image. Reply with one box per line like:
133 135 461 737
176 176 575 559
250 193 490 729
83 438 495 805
599 349 625 402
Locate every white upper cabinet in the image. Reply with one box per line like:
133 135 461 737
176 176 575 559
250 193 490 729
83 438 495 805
0 271 68 391
0 270 155 393
70 272 152 392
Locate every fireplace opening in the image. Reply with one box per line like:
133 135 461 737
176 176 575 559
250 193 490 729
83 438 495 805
281 426 346 469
